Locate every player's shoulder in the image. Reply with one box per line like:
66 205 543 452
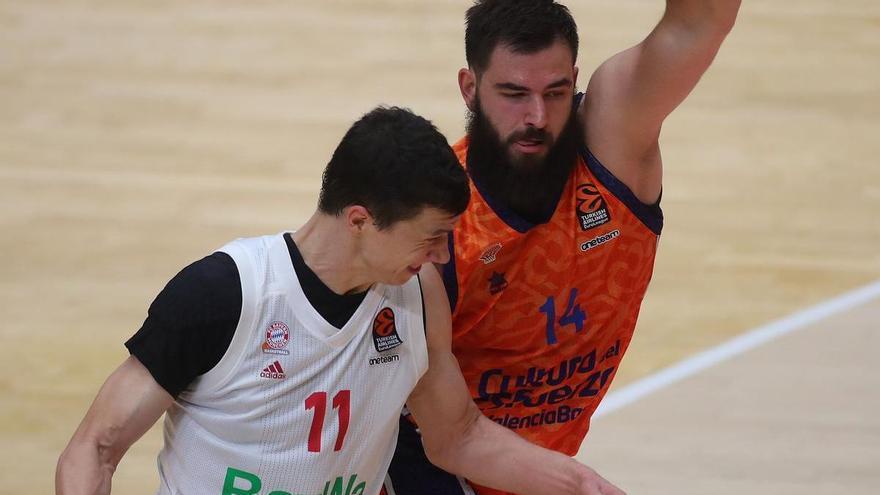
417 266 453 348
418 267 450 319
417 265 445 303
169 251 239 294
217 233 280 258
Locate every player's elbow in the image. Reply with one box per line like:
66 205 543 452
421 413 482 475
703 0 741 36
668 0 740 38
422 436 459 473
422 421 481 476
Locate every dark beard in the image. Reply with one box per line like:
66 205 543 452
466 99 581 225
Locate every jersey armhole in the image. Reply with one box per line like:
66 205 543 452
579 146 664 235
440 233 459 312
192 244 259 392
576 90 663 235
416 273 427 337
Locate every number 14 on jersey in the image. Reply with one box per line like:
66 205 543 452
540 288 587 345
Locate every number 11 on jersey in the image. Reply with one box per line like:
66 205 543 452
305 390 351 452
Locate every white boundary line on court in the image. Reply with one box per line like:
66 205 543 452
594 278 880 419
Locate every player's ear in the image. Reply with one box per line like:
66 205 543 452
459 68 477 111
345 205 373 233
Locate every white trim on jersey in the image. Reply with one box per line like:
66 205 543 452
457 476 477 495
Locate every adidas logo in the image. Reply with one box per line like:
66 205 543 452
260 361 286 380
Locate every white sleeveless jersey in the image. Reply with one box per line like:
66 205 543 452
156 233 429 495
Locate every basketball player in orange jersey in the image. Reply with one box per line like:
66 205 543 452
387 1 741 494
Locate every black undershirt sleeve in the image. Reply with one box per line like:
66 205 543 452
125 252 241 397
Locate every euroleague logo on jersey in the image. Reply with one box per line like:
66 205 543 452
262 321 290 355
575 183 611 231
372 307 403 352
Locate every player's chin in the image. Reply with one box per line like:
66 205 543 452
403 264 423 279
508 148 548 168
388 266 421 285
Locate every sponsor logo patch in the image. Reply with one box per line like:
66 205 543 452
262 321 290 355
479 242 503 264
579 230 620 252
576 183 611 231
372 307 403 352
260 360 286 380
477 340 622 413
368 354 400 367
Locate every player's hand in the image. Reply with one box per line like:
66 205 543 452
575 465 625 495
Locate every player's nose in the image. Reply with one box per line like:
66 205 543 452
428 237 451 265
524 95 547 129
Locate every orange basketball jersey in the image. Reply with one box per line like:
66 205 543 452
443 136 663 470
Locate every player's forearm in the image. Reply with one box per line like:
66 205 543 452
56 357 170 495
665 0 741 35
55 436 117 495
427 416 602 495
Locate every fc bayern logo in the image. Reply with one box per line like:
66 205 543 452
262 321 290 355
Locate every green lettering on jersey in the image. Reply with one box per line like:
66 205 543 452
221 468 363 495
328 476 345 495
344 475 357 495
222 467 261 495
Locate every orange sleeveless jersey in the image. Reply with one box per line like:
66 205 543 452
443 136 662 491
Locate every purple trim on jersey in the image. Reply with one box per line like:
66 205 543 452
574 90 663 235
580 146 664 235
467 168 556 234
441 234 459 312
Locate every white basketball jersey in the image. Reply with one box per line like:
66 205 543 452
156 234 429 495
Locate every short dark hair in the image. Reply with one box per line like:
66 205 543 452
318 106 470 229
465 0 579 73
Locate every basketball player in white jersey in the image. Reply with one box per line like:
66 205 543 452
56 107 623 495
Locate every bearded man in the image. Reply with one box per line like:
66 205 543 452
387 1 741 494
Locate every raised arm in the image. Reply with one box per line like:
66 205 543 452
582 0 741 203
56 356 173 495
406 267 623 495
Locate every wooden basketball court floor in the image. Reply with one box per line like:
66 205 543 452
1 1 877 493
577 281 880 494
